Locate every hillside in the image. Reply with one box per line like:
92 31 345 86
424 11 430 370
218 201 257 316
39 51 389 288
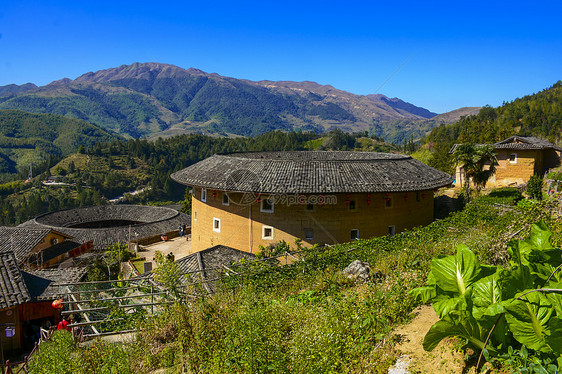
26 193 562 373
0 63 443 142
428 81 562 145
425 81 562 172
0 110 121 176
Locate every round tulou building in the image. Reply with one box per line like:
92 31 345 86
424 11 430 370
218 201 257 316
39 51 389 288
171 151 454 253
20 205 189 251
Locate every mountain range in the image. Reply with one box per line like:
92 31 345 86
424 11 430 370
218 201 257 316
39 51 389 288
0 63 478 143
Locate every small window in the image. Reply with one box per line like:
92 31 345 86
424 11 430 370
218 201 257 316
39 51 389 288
304 228 314 240
262 226 274 240
509 153 517 164
261 198 274 213
50 238 59 246
213 218 220 233
350 229 359 241
385 197 393 209
194 211 197 221
222 193 230 206
201 188 207 202
388 225 396 237
348 200 356 211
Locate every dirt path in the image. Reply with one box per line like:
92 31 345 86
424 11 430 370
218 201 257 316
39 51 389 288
390 305 467 374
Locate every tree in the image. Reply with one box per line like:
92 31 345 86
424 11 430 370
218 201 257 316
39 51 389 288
453 143 498 199
526 175 543 200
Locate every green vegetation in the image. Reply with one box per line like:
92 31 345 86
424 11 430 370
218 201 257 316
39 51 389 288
412 222 562 371
0 110 121 178
0 130 400 226
527 175 544 200
27 193 562 373
0 63 442 141
425 81 562 173
453 143 498 199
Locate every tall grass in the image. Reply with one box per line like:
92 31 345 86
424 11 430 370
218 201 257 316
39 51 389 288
28 194 561 373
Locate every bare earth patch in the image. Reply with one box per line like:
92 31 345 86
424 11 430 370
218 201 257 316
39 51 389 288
391 305 467 374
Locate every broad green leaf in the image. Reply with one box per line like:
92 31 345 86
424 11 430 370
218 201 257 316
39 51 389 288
431 244 480 295
501 266 538 300
527 222 555 251
433 294 469 318
423 310 492 353
507 222 555 268
479 313 510 347
545 316 562 355
507 240 531 268
409 286 437 304
504 291 554 352
472 271 503 320
545 284 562 316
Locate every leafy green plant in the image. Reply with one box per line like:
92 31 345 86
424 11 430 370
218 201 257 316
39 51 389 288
411 222 562 369
527 175 544 200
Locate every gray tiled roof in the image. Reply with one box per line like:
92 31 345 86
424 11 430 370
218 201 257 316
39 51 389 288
22 267 87 300
19 205 190 251
0 227 64 263
0 251 31 309
171 151 454 194
450 136 562 154
175 245 255 293
493 136 562 151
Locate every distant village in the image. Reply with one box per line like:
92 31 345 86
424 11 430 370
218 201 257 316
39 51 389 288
1 134 560 363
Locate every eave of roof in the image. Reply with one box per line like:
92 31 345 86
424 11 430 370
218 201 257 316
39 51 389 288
171 151 454 194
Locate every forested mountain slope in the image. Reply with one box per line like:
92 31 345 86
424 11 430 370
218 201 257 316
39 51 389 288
0 63 442 142
0 110 121 176
425 81 562 172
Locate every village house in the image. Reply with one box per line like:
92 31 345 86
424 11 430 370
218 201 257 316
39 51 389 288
0 251 86 356
0 227 91 269
171 151 453 253
453 136 562 188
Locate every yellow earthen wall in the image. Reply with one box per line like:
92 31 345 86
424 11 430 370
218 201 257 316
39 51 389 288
488 149 538 187
30 232 69 254
190 188 435 253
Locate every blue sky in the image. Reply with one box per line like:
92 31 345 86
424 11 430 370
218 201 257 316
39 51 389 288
1 1 561 113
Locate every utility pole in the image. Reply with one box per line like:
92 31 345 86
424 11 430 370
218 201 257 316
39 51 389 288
27 162 33 182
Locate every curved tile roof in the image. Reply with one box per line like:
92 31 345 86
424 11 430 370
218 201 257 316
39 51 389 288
19 205 190 251
171 151 453 193
0 251 31 309
494 136 562 151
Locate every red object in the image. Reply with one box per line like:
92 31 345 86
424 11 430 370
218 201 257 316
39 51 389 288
345 200 350 205
57 319 70 331
422 193 426 199
212 191 217 197
367 200 371 205
52 299 63 309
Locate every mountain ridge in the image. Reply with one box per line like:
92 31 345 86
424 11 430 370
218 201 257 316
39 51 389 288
0 62 458 143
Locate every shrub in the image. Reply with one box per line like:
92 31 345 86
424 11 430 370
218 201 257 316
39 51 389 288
526 175 543 200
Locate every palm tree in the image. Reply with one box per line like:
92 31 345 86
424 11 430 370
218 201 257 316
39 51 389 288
453 143 498 200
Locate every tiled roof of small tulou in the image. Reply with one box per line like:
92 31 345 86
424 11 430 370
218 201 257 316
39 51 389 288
171 151 454 194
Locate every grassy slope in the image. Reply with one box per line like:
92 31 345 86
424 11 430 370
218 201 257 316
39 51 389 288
28 196 562 373
0 109 121 175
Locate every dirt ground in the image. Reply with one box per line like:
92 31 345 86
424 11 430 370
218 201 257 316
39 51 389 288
390 305 470 374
